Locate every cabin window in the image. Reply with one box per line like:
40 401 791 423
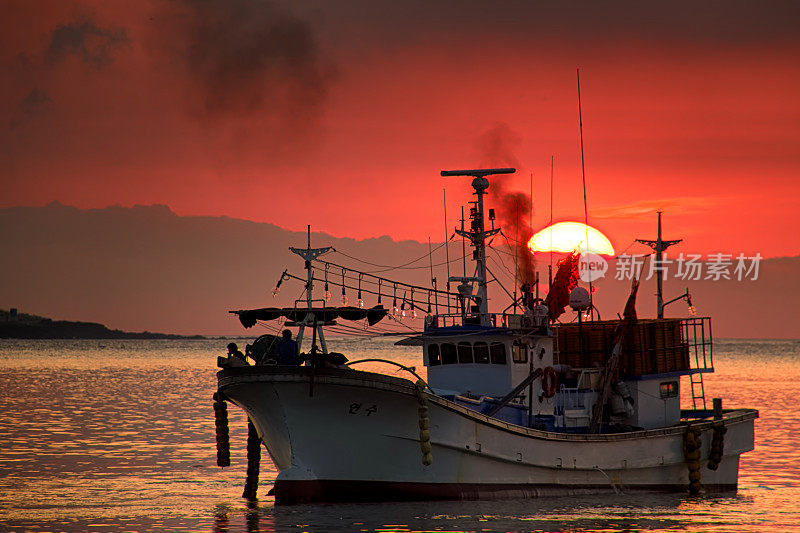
427 343 440 366
660 381 678 398
458 342 473 364
512 343 528 364
473 342 490 364
490 342 507 364
441 343 457 365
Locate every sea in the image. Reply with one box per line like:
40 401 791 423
1 337 798 533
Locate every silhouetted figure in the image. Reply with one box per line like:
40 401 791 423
227 342 249 367
277 330 300 365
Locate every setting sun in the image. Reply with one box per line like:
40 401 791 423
528 222 615 255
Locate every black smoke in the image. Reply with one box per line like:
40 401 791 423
477 123 536 284
153 0 335 125
46 18 129 69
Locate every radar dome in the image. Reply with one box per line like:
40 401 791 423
568 286 591 311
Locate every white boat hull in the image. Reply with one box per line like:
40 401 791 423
218 367 756 504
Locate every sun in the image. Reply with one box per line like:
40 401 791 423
528 222 615 255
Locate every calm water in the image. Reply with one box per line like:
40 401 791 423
1 337 799 532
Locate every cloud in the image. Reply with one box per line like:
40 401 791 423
46 18 128 69
152 0 335 125
316 1 800 49
20 89 52 117
591 197 722 220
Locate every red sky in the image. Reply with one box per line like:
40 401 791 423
3 1 799 258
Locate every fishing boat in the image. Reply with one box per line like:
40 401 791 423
214 168 757 504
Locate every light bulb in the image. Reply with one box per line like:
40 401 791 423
401 309 407 319
358 298 364 308
688 305 697 316
392 305 398 316
412 309 418 319
272 286 280 296
324 291 331 302
342 294 349 305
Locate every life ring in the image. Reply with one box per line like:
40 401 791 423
541 366 557 398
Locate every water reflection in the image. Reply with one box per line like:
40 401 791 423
204 493 750 532
0 338 798 532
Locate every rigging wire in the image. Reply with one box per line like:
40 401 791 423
487 248 516 280
279 270 461 314
331 236 453 273
311 261 462 298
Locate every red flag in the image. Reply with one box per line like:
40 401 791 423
544 251 580 321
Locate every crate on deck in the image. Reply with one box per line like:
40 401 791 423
554 319 697 377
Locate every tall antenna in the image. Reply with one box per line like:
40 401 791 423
428 236 439 315
530 171 535 298
549 155 554 288
577 68 593 314
443 188 451 292
514 204 520 312
529 172 533 231
460 206 467 277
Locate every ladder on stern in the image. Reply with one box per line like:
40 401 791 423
690 372 707 409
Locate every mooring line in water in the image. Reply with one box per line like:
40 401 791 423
592 466 621 494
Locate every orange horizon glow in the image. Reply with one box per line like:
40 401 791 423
1 2 798 259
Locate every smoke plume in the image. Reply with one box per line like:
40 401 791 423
153 0 335 130
476 123 536 284
46 18 129 69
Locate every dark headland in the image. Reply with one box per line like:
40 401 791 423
0 309 204 340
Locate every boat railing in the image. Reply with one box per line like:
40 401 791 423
680 316 713 372
554 384 586 416
427 313 501 329
552 317 713 376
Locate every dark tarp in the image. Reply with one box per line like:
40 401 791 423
230 305 388 329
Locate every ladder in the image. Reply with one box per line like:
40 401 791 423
690 372 706 409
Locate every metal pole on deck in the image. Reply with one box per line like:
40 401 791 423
636 212 681 318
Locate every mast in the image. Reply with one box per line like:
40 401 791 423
441 168 514 326
636 212 681 318
577 69 593 315
289 225 332 350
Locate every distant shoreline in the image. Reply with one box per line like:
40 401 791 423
0 310 204 340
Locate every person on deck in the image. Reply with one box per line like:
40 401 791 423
227 342 249 367
277 329 301 365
